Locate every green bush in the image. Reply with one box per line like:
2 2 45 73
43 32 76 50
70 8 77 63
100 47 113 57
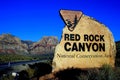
26 68 35 78
77 64 119 80
99 64 116 80
0 74 14 80
0 54 34 63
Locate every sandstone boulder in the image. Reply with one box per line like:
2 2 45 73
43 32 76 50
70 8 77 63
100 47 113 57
52 10 116 72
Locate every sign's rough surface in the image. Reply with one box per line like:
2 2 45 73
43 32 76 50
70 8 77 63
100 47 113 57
52 10 116 72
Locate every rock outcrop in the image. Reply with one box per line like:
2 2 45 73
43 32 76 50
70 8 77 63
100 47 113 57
0 34 28 54
0 34 58 54
29 36 58 54
52 10 116 72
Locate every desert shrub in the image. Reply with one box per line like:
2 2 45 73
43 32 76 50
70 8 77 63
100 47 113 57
86 64 117 80
87 68 99 80
0 74 14 80
98 64 116 80
54 65 118 80
14 70 30 80
55 68 88 80
115 67 120 80
26 68 35 78
29 62 52 80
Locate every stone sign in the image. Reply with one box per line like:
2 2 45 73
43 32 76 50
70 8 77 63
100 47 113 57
52 10 116 72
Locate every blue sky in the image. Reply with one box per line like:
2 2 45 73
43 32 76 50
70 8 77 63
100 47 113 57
0 0 120 41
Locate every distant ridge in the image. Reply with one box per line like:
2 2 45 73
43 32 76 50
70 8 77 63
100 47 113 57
0 33 58 54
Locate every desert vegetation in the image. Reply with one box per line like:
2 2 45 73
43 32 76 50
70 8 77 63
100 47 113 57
0 54 33 63
1 61 120 80
0 53 53 64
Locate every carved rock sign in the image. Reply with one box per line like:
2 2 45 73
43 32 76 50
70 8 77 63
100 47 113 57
60 10 82 31
52 10 116 72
